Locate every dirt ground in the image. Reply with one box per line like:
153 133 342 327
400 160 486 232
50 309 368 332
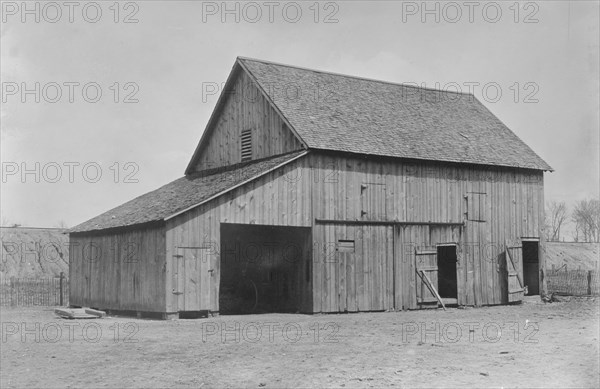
1 297 598 388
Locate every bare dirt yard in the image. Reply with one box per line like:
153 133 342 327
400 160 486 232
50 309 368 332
1 298 598 388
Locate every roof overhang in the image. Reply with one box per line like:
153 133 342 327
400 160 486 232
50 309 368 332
169 150 308 221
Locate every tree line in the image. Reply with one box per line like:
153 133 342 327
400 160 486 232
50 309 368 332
545 199 600 242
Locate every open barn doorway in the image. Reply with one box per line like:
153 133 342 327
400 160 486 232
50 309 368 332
522 240 540 295
437 245 458 301
219 223 311 314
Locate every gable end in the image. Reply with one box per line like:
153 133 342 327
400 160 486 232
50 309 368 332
185 61 305 174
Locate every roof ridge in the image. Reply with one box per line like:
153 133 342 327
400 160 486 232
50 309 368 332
237 56 474 97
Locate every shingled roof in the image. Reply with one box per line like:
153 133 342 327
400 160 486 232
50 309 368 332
70 152 306 233
231 57 551 171
74 58 551 234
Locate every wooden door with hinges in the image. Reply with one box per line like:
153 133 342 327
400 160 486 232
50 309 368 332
415 247 439 308
172 246 216 312
505 239 524 303
359 182 387 220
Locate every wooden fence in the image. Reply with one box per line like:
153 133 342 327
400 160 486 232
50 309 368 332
0 273 68 307
547 266 599 296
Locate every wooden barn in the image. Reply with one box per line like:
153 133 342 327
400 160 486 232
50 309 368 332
69 57 553 318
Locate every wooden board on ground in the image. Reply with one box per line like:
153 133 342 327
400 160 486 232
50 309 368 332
54 308 105 319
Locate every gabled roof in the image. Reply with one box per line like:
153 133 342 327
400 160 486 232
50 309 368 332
70 152 306 233
189 57 551 171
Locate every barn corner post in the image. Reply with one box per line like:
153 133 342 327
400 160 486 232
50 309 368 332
539 176 548 299
67 234 77 308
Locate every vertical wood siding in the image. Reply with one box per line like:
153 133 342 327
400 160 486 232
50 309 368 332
71 152 545 314
191 70 303 172
313 224 394 312
309 153 545 312
166 156 313 313
69 225 166 312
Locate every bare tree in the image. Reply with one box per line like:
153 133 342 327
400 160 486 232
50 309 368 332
572 199 600 242
55 220 69 229
544 201 568 241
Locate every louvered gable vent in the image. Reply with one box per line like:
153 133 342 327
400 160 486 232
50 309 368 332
241 129 252 162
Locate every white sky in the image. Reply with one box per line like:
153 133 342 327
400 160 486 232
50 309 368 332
1 0 599 229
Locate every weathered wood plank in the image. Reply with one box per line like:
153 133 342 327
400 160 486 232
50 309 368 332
69 225 167 312
193 70 303 172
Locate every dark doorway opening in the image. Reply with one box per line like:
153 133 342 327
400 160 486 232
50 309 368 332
437 245 458 299
219 223 311 314
522 241 540 295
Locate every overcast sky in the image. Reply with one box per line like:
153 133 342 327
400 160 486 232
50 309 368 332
1 1 598 230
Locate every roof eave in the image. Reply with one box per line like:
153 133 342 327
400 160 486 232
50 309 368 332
311 148 553 172
69 220 166 236
167 150 309 221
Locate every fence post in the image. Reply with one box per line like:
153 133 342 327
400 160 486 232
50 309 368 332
588 271 592 296
59 272 64 306
10 276 15 307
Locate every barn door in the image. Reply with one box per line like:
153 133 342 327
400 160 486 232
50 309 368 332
314 224 394 313
415 247 439 308
505 240 524 302
356 225 393 311
172 247 216 312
